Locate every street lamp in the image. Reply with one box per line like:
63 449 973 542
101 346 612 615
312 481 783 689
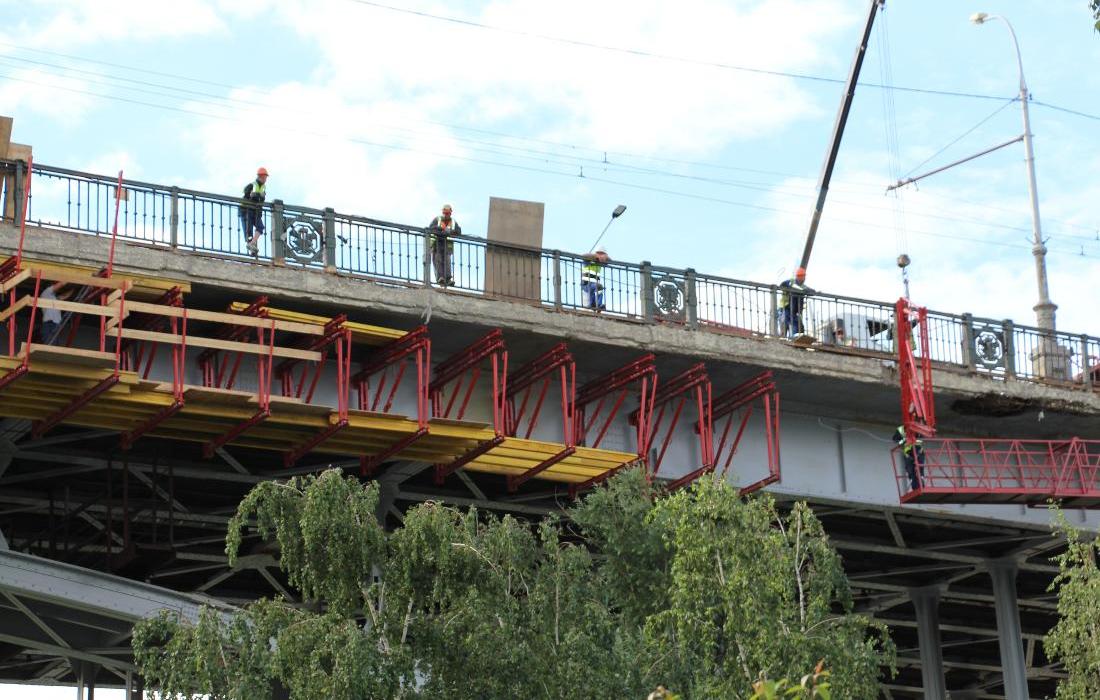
971 12 1056 331
588 204 627 253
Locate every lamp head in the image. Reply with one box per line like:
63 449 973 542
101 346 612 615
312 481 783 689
611 204 627 218
970 12 989 25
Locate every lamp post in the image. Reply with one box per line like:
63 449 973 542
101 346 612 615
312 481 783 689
971 12 1056 332
588 204 627 253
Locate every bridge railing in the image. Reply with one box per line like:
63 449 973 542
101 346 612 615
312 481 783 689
2 159 1096 394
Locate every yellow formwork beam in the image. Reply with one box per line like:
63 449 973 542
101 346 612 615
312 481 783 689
7 257 191 297
229 301 408 346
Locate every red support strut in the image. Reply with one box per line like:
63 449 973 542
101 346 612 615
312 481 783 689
429 329 508 432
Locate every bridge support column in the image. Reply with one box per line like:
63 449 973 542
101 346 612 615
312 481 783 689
909 586 947 700
988 559 1029 700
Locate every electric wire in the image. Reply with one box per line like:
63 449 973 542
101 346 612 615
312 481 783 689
3 70 1095 259
343 0 1013 102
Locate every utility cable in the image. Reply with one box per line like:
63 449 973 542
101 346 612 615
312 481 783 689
902 97 1018 178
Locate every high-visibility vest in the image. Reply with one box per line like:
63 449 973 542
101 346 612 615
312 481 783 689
897 425 923 454
779 280 806 308
429 217 457 247
252 180 266 198
582 261 602 283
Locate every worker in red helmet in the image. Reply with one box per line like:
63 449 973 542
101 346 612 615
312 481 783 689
240 167 269 256
778 266 813 337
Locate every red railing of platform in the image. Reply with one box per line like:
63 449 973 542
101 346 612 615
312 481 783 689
894 438 1100 508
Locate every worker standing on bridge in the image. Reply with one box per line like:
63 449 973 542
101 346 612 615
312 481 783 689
893 422 924 491
240 167 268 256
580 248 609 311
778 267 813 337
428 204 460 287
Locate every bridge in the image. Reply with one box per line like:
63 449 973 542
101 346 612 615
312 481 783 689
0 158 1098 699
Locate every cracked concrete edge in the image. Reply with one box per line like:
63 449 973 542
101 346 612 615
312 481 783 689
5 224 1099 414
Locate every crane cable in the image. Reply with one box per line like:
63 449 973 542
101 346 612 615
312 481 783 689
876 6 911 299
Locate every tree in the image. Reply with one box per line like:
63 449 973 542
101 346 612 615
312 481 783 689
1044 507 1100 699
1092 1 1100 32
133 467 894 699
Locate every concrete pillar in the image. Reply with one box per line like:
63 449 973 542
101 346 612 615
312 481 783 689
910 586 947 700
988 559 1029 700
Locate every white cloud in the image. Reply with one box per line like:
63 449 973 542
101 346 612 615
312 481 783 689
0 66 96 125
18 0 229 48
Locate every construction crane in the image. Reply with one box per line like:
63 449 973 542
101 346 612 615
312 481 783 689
798 0 885 273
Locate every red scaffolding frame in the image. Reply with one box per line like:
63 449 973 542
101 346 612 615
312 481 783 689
279 316 352 467
896 297 935 442
667 370 781 494
355 326 431 475
637 363 712 480
201 318 277 458
567 354 657 497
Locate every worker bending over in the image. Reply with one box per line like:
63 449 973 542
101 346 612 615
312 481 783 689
580 248 609 311
428 204 460 287
778 267 813 337
240 167 268 256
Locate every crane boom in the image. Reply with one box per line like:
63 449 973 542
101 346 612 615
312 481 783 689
799 0 884 272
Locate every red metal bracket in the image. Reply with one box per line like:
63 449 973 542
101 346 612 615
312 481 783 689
121 309 188 449
282 326 353 467
505 343 575 444
355 326 431 428
33 374 121 438
430 329 507 433
667 371 780 494
202 320 276 457
433 435 505 485
634 363 712 479
197 297 269 390
567 355 658 497
360 427 429 476
896 298 935 444
507 446 575 492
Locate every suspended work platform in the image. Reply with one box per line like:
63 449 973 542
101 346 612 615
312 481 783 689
894 438 1100 508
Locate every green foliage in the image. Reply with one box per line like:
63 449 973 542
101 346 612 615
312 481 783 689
1045 506 1100 699
134 468 894 699
750 661 832 699
1092 1 1100 32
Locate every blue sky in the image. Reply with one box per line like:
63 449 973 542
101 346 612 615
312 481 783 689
2 0 1099 340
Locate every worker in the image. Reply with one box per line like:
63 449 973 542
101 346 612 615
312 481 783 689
580 248 609 311
778 267 813 337
37 281 69 345
427 204 460 287
893 421 924 491
240 167 268 256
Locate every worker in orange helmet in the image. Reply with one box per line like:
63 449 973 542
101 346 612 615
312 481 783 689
427 204 461 286
778 266 814 337
893 404 925 491
240 167 269 256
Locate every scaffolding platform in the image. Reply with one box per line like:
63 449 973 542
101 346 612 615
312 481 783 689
894 438 1100 508
0 261 639 486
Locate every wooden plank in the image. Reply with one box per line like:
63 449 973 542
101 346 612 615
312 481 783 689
33 297 121 319
0 268 31 294
181 385 256 405
10 258 192 295
117 327 322 361
229 302 407 346
0 295 31 322
0 116 12 159
125 301 323 336
20 267 131 291
20 343 117 368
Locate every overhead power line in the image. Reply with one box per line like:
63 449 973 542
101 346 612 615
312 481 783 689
344 0 1011 101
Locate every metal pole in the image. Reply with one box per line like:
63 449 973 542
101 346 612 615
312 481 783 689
981 16 1055 331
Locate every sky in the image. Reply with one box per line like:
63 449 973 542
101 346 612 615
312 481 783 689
0 2 1098 695
3 0 1100 338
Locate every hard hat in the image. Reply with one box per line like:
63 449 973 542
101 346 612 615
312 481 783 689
257 167 269 177
596 247 608 255
442 203 453 212
795 266 806 276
